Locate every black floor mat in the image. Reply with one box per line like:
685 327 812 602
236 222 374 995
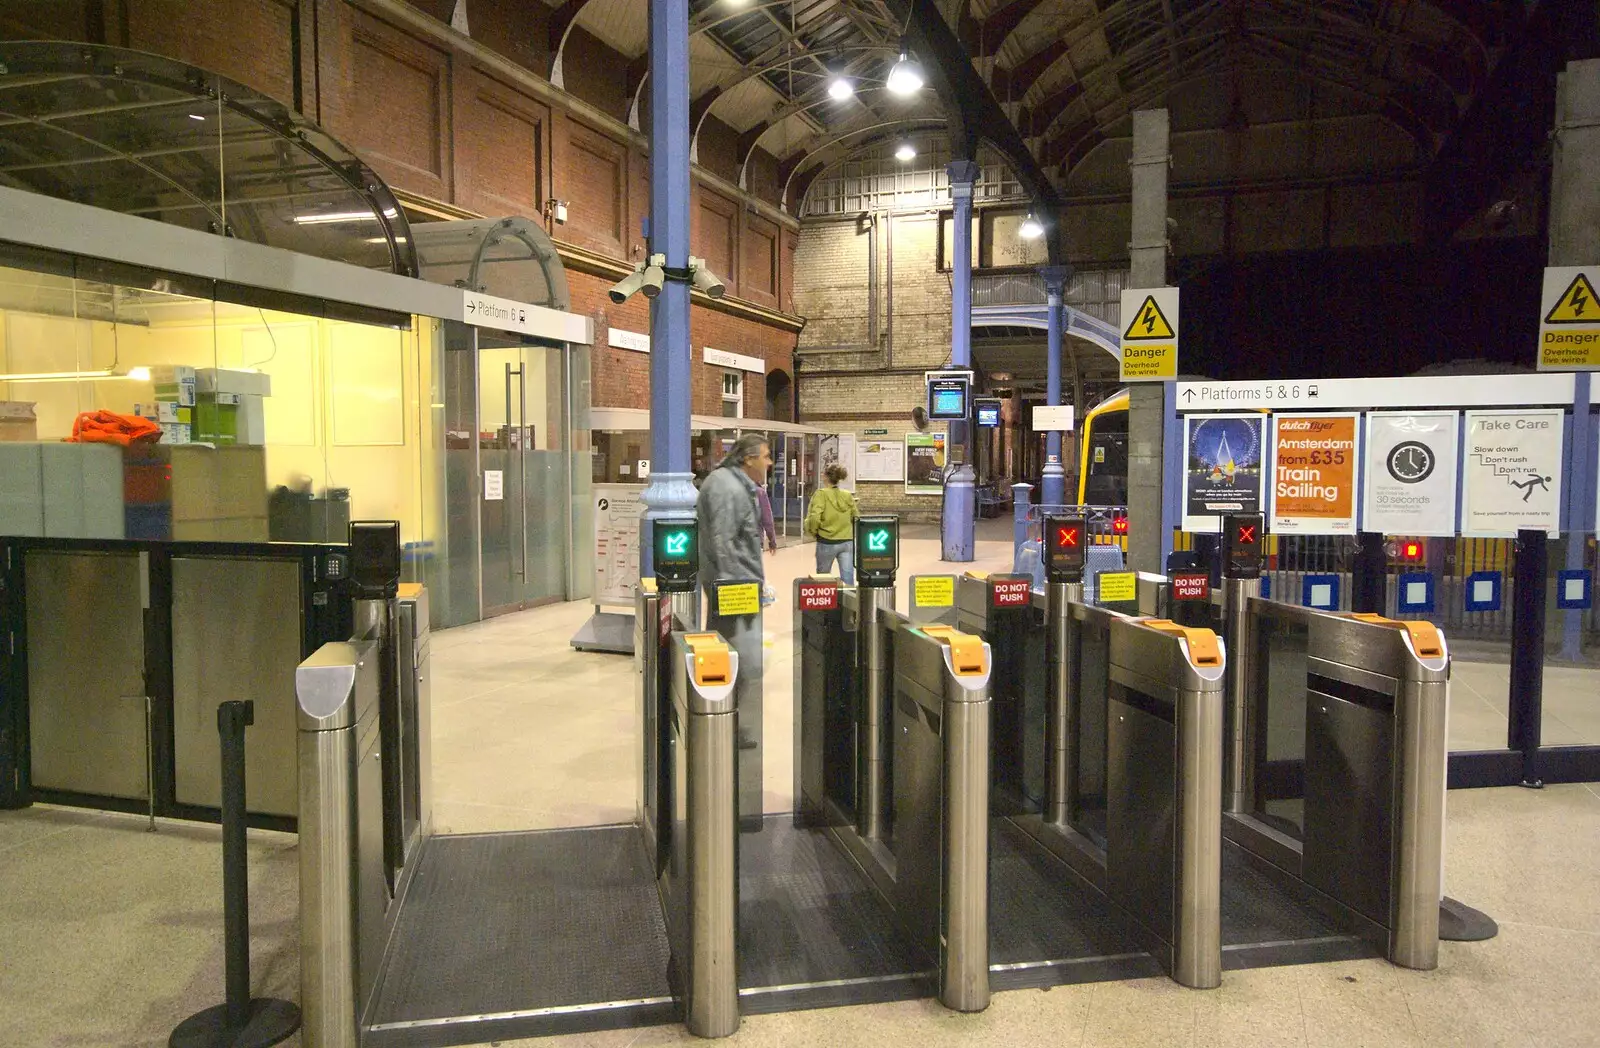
988 818 1147 966
371 827 671 1026
737 817 924 995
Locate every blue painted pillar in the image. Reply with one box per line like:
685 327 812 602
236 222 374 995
942 159 980 562
639 0 697 576
1039 264 1071 508
1012 482 1033 563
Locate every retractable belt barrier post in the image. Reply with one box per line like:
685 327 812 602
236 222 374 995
893 624 993 1013
668 632 740 1038
170 701 301 1048
1221 514 1263 815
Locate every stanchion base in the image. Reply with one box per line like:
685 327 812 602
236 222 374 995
169 998 300 1048
1439 897 1499 942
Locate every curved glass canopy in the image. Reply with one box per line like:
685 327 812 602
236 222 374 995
0 41 416 276
411 216 571 313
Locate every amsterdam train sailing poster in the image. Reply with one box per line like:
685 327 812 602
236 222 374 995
1182 413 1264 533
1270 413 1360 535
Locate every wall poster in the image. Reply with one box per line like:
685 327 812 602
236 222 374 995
1269 413 1360 535
1363 412 1460 536
592 483 645 607
905 432 947 495
1463 409 1564 536
855 439 904 482
1182 413 1265 533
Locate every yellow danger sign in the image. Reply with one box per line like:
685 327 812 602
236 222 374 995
1124 296 1176 340
1545 272 1599 324
1537 266 1600 371
1121 342 1177 379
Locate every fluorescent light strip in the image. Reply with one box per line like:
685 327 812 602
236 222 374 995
0 366 150 382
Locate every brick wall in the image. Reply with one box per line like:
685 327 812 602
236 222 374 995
793 213 955 522
568 270 796 420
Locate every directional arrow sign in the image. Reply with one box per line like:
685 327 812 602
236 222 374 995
663 532 689 556
866 530 890 553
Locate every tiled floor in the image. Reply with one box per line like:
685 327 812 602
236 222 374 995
4 533 1600 1048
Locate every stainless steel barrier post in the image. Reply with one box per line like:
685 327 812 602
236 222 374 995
1392 623 1450 970
1221 576 1260 814
936 629 992 1013
295 641 376 1048
857 581 894 838
1174 632 1226 990
1042 515 1087 827
674 633 741 1038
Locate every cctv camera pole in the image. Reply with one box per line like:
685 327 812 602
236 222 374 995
1040 265 1071 508
638 0 699 579
942 159 980 563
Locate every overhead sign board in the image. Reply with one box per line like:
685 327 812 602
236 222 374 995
1032 405 1075 431
1119 286 1179 382
461 289 594 344
1176 374 1575 412
1537 266 1600 370
1462 409 1564 536
609 327 650 353
704 347 766 373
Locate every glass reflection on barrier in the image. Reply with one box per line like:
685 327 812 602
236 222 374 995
1071 619 1111 845
1253 613 1310 835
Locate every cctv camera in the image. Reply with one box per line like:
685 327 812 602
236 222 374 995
640 253 666 299
689 256 726 300
608 265 646 304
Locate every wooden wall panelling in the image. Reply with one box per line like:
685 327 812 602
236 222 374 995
456 65 550 219
559 118 627 255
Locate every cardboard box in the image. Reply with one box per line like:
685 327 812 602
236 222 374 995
160 422 192 445
151 365 197 407
156 402 192 424
196 368 271 398
0 401 38 442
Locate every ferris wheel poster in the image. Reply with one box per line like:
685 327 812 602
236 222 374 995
1363 412 1460 537
1183 413 1265 533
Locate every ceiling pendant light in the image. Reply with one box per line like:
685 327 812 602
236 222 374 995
1018 213 1044 239
886 49 924 96
895 142 917 162
828 77 854 100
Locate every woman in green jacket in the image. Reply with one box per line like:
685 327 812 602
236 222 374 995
805 463 860 582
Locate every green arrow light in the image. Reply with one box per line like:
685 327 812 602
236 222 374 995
663 532 689 556
866 529 890 553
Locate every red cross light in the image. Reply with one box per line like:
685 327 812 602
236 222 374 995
1237 524 1256 545
1056 526 1079 548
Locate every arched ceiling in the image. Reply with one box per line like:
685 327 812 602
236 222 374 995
546 0 1536 212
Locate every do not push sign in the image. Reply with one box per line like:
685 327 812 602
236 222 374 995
798 581 839 611
1172 573 1211 601
990 577 1032 608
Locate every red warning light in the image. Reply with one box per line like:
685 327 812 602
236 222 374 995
1401 541 1424 561
1056 526 1079 548
1112 516 1129 535
1237 524 1257 545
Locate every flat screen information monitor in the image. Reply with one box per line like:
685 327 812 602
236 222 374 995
927 376 971 421
975 399 1001 427
653 517 699 591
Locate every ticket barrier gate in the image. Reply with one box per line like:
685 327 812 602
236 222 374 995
1221 599 1453 969
791 574 997 1013
296 517 743 1046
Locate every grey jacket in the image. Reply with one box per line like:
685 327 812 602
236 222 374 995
697 464 765 585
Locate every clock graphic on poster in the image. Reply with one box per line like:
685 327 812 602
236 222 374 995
1386 441 1434 484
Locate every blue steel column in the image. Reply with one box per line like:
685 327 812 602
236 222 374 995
639 0 697 576
942 159 980 562
1040 265 1070 508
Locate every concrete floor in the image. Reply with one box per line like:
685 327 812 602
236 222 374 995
3 534 1599 1047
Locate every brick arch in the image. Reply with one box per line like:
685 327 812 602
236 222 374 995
765 368 794 422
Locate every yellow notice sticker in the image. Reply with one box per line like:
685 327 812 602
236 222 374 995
1539 328 1600 369
716 582 761 617
1097 572 1137 604
913 575 956 607
1120 342 1177 380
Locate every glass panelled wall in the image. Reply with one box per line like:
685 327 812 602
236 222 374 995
0 263 439 567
